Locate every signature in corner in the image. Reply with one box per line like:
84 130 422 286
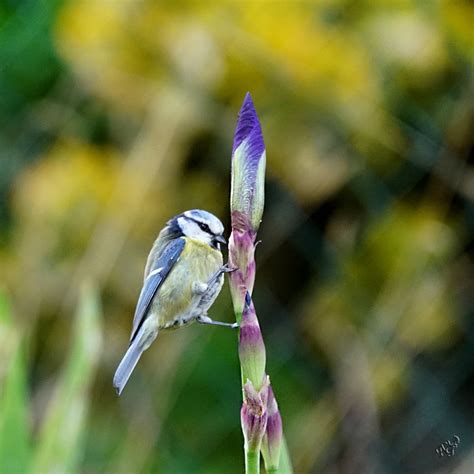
436 435 460 458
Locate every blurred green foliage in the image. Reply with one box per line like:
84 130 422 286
0 0 473 473
0 286 101 473
0 291 30 473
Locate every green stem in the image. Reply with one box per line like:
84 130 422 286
245 449 260 474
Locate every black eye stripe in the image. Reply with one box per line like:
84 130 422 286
196 221 211 233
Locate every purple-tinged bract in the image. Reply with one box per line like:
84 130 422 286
241 378 269 453
239 293 266 390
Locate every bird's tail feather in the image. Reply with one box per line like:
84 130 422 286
113 339 144 396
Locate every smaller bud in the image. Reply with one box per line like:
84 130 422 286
241 378 269 452
261 385 283 471
238 293 266 391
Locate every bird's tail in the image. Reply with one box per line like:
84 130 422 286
113 338 144 396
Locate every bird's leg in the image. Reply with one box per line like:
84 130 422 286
197 314 239 329
192 265 239 327
191 264 236 296
205 263 237 289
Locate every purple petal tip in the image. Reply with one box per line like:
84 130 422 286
232 93 265 158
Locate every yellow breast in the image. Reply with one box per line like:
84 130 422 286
151 237 223 327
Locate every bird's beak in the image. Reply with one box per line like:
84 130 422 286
215 235 227 245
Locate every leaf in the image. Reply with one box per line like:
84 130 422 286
0 290 31 473
33 283 102 474
276 437 293 474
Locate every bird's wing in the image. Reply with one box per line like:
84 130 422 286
129 237 185 343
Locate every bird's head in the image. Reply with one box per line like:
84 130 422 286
171 210 226 249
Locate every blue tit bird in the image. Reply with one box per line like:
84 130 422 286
113 209 237 395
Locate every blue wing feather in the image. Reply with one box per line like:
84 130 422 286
130 238 185 343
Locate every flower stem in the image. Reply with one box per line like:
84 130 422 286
229 93 292 474
245 449 261 474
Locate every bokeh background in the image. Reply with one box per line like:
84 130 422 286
0 1 473 473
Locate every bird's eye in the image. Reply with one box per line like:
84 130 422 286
198 222 210 233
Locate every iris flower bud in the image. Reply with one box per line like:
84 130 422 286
231 92 266 233
229 93 266 315
261 385 283 471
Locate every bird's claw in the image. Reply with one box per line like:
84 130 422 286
222 263 238 273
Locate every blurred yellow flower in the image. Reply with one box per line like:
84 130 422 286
13 140 119 230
